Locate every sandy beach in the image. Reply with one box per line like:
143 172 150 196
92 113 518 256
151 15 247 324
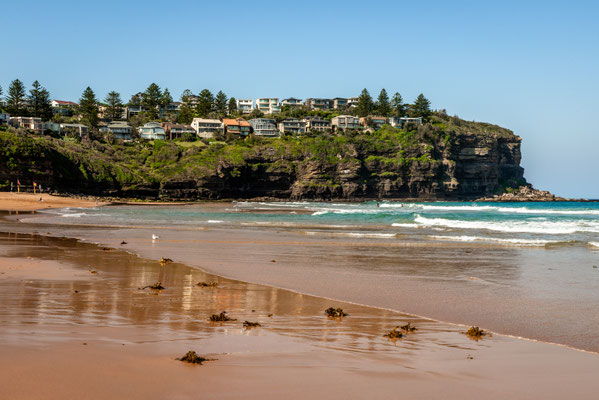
0 192 106 211
1 198 599 399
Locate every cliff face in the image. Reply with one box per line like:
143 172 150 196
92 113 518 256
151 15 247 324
0 116 526 201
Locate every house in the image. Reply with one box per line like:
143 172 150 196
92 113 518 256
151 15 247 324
305 98 332 111
51 100 78 116
302 117 331 133
388 117 423 128
9 117 43 134
331 115 362 131
162 122 195 140
278 119 306 135
236 99 254 114
222 118 251 137
162 102 181 117
347 97 359 108
332 98 348 109
43 121 61 134
281 98 303 108
0 112 10 125
126 105 146 119
360 116 388 130
249 118 279 137
100 121 133 141
139 122 166 140
60 123 89 138
255 98 281 114
190 118 224 139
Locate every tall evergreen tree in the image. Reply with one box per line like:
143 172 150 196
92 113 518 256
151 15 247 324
195 89 214 117
129 93 142 106
28 80 53 120
411 93 431 118
6 79 28 116
142 83 163 119
375 88 391 116
180 89 193 103
356 88 374 117
104 91 124 121
79 86 99 127
228 97 237 115
214 91 228 116
391 92 406 117
161 88 173 107
176 102 195 125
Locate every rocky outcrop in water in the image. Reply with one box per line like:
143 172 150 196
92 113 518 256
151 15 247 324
476 186 564 202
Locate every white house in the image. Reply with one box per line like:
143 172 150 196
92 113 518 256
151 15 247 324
138 122 166 140
331 115 362 130
236 99 254 114
191 118 224 139
249 118 279 137
9 117 43 134
278 119 306 135
255 98 281 114
100 121 133 141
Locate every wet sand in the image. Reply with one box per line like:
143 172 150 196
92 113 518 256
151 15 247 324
1 232 599 399
0 192 105 211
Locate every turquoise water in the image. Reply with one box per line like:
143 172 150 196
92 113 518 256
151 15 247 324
46 201 599 248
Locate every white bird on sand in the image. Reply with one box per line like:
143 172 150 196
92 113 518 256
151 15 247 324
152 234 160 240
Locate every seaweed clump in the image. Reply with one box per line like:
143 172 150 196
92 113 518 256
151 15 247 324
383 327 403 339
140 282 165 290
209 312 236 322
196 281 218 287
177 351 208 365
243 321 261 328
464 326 490 339
400 322 417 333
160 257 173 265
325 307 348 318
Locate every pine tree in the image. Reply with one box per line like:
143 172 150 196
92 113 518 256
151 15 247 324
79 86 99 127
375 88 391 117
161 88 173 107
104 91 124 121
214 91 228 116
195 89 214 117
6 79 28 116
142 83 163 119
356 88 374 117
412 94 431 118
28 80 53 120
129 93 142 106
228 97 237 115
176 102 195 125
180 89 193 103
391 92 405 117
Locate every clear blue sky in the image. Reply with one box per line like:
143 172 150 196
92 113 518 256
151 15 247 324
2 0 598 198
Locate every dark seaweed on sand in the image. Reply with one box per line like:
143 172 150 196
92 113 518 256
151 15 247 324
325 307 348 318
383 327 403 339
243 321 261 328
196 281 218 287
209 312 236 322
464 326 490 339
140 281 165 290
177 351 208 364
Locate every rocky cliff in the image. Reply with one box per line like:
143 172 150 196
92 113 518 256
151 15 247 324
0 114 526 201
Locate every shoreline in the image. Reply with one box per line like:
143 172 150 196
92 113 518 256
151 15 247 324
2 230 599 399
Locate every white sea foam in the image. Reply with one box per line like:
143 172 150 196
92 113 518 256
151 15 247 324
206 220 223 223
428 235 554 246
305 231 396 239
413 215 599 235
391 223 420 228
589 242 599 248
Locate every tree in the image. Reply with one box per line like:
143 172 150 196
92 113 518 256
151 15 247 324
391 92 406 117
411 93 431 118
180 89 193 103
129 92 142 106
142 83 163 119
28 80 53 120
214 91 228 116
79 86 99 127
356 88 373 117
375 88 391 117
161 88 173 107
176 102 195 124
104 91 124 121
6 79 28 116
228 97 237 115
195 89 214 117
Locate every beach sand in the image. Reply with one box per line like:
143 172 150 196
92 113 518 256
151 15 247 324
0 192 105 211
1 231 599 399
1 198 599 398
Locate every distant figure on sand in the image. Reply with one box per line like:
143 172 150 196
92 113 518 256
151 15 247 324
152 234 160 240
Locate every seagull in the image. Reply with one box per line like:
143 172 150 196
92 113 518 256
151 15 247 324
152 234 160 240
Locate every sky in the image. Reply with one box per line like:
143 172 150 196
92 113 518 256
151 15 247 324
1 0 598 198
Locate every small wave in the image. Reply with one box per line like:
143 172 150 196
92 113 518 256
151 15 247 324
590 242 599 248
61 213 87 218
206 220 223 223
305 231 396 239
391 223 420 228
414 215 599 235
428 235 554 246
